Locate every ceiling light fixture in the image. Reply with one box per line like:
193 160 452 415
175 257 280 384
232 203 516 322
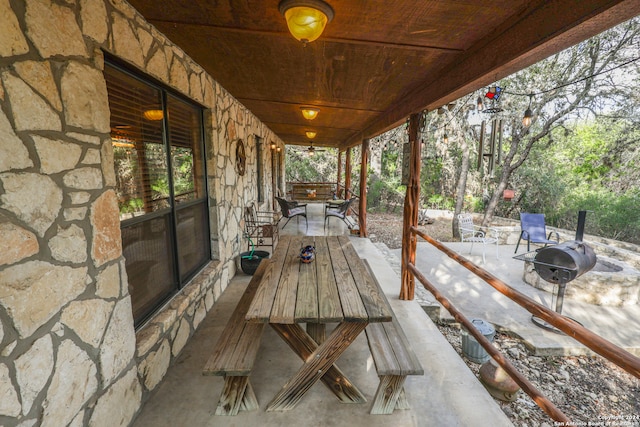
143 109 163 121
112 140 135 149
279 0 334 45
443 126 449 144
300 106 320 120
305 130 317 139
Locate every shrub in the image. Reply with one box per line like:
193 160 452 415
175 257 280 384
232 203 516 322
551 187 640 243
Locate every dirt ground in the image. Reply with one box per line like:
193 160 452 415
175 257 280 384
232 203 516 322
366 212 454 249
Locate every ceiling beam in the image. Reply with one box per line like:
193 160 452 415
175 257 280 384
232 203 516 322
147 19 463 53
342 0 640 149
236 97 385 114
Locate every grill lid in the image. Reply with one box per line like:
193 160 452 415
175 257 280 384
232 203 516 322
533 241 597 284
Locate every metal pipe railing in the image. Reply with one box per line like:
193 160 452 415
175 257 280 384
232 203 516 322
410 226 640 379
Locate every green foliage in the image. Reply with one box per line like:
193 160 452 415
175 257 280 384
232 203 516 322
151 175 169 197
467 196 484 213
119 198 143 214
367 175 404 213
285 149 337 183
420 156 443 196
560 121 618 183
506 152 567 216
381 149 400 176
426 194 455 210
550 187 640 242
503 116 640 243
172 146 195 196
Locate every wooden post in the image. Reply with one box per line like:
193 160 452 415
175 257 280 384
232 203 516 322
271 147 277 210
344 148 352 199
359 139 369 237
400 113 422 300
337 150 343 198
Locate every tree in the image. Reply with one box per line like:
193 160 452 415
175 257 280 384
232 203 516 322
285 147 337 183
480 17 640 227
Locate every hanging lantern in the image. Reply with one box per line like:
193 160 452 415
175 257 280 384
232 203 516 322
522 95 534 127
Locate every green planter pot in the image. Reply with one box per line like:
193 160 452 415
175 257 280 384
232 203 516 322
240 251 270 275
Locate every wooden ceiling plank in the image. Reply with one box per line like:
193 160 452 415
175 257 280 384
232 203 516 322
127 0 640 151
342 0 640 149
148 18 464 53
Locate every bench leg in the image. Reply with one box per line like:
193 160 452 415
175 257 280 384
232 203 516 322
239 381 259 412
370 375 408 415
215 376 258 416
395 387 410 410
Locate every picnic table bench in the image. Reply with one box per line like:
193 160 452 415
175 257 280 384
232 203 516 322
363 260 424 414
246 235 393 412
203 237 423 416
202 260 268 415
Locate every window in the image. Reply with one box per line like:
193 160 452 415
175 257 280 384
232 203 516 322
104 60 210 327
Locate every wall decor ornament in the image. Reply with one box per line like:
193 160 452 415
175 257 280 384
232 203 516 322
236 139 246 175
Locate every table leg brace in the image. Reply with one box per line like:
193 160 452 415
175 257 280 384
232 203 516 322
268 322 367 411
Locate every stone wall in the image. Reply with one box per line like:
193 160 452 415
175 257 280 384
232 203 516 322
0 1 282 426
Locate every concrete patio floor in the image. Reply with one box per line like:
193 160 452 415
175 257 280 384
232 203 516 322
132 204 639 426
392 241 640 357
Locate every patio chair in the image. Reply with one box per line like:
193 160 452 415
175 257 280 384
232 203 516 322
275 196 308 231
324 198 356 231
243 203 279 252
515 213 560 253
457 213 498 263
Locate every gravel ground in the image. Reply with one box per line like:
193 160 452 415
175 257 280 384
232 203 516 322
367 212 640 426
438 323 639 427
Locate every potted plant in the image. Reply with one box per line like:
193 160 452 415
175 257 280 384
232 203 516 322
240 237 270 275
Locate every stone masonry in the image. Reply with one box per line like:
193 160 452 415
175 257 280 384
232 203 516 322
0 0 283 426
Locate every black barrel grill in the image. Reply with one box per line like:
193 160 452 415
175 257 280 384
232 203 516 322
514 211 597 332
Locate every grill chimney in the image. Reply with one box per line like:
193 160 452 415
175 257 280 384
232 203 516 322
575 210 587 242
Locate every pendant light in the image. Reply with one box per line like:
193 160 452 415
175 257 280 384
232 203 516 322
522 95 533 127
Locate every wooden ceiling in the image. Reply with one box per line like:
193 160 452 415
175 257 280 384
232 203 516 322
126 0 640 150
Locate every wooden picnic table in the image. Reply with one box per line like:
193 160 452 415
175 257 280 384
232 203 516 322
246 235 393 411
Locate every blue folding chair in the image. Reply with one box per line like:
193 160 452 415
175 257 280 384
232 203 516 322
515 213 560 253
